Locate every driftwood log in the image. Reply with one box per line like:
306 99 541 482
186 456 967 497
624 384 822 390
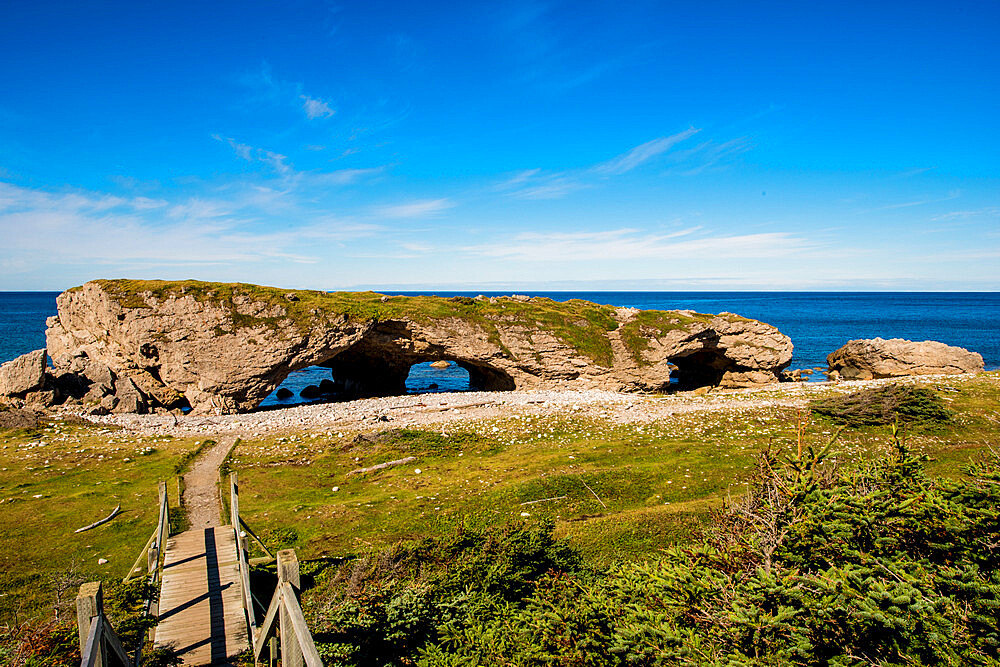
347 456 417 476
74 504 122 533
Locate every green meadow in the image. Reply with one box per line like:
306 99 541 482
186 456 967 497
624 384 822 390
228 374 1000 565
1 372 997 663
0 421 201 624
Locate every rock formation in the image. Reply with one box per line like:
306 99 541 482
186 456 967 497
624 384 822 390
8 280 795 415
0 349 47 400
827 338 984 380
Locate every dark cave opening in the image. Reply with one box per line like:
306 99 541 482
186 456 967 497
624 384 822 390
669 350 733 392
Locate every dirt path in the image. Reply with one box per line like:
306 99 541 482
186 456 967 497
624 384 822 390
181 437 234 529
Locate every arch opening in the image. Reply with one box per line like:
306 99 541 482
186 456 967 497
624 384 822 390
260 365 340 408
405 361 471 394
314 321 517 399
257 321 517 407
668 349 734 392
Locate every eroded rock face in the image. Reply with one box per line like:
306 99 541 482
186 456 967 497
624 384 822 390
827 338 984 380
37 280 795 414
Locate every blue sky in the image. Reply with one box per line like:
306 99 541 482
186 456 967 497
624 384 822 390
0 1 997 291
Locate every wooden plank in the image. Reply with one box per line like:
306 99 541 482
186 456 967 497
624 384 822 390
154 526 249 666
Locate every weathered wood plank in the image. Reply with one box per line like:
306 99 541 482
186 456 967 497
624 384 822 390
153 527 249 665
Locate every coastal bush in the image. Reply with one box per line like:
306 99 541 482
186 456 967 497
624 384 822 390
809 384 952 427
305 428 1000 665
0 579 170 667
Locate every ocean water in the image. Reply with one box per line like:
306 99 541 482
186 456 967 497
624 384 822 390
2 291 997 407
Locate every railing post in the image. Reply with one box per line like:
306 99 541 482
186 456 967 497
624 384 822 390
277 549 304 667
230 472 241 536
148 481 168 575
76 581 103 657
159 479 169 539
269 635 278 667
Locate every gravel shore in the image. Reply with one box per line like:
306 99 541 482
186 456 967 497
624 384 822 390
58 373 986 440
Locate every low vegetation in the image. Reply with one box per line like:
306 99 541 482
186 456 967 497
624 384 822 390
301 435 1000 665
809 384 953 427
0 419 200 623
1 373 997 665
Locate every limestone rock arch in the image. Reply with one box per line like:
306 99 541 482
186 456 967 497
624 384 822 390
36 280 793 414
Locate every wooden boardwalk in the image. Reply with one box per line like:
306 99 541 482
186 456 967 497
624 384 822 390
153 527 249 665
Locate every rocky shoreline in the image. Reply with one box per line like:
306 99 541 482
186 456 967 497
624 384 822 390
40 371 990 440
0 280 986 419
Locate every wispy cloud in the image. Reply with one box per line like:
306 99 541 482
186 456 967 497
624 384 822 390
666 137 752 175
240 63 339 123
863 191 961 212
304 167 385 186
0 180 382 277
592 128 700 175
500 172 584 199
893 167 935 179
212 135 388 190
464 227 811 262
930 207 1000 221
375 198 454 218
301 95 335 119
214 134 291 175
493 169 582 199
492 128 739 200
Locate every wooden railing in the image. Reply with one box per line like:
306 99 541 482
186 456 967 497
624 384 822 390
77 481 169 667
123 481 169 586
229 472 322 667
77 582 132 667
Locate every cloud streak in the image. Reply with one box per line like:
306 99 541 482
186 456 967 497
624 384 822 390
374 198 454 218
864 191 961 212
464 228 812 262
0 180 381 276
492 127 744 200
592 128 700 175
214 134 291 175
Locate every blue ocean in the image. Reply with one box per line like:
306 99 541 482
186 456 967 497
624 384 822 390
2 291 997 407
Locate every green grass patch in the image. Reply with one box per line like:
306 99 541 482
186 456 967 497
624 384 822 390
0 420 202 623
618 309 715 365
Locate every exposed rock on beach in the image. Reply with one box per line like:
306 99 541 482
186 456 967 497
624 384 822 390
0 349 46 397
827 338 984 380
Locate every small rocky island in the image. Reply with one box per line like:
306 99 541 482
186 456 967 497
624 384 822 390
2 280 795 414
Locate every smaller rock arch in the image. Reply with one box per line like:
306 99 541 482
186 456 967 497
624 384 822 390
312 321 517 400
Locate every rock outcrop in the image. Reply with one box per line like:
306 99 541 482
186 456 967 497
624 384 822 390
0 349 47 397
22 279 794 415
827 338 984 380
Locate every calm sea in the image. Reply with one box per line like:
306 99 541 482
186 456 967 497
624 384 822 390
2 291 997 407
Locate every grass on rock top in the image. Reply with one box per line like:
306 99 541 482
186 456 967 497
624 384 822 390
85 279 730 366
